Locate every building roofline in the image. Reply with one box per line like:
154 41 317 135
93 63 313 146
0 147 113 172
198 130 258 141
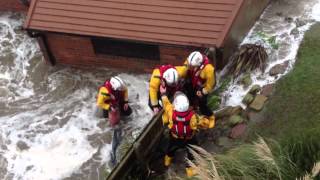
24 0 38 29
217 0 244 46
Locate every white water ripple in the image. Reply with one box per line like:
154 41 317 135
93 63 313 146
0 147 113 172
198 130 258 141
222 0 320 107
0 12 152 180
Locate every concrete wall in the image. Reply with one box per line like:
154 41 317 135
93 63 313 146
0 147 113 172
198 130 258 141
220 0 270 67
0 0 29 12
43 32 197 72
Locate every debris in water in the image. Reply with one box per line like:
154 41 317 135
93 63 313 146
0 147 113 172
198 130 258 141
228 44 268 77
110 127 123 167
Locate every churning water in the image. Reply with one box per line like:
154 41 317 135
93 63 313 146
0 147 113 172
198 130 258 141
222 0 320 107
0 0 320 179
0 13 152 180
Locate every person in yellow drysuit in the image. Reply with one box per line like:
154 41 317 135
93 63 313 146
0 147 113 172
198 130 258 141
160 85 215 177
180 51 216 128
97 76 132 119
148 64 186 114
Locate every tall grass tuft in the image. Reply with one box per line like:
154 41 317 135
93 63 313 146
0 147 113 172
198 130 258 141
179 136 319 180
311 162 320 178
279 129 320 179
254 137 282 180
297 162 320 180
184 138 282 180
187 145 223 180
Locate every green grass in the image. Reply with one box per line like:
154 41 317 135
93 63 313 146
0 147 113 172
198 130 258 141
207 76 232 110
248 24 320 139
183 138 291 180
249 23 320 179
184 136 319 180
246 23 320 179
177 24 320 180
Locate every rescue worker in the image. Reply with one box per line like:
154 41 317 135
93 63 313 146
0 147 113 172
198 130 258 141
97 76 132 122
148 64 186 114
182 51 216 128
160 86 215 177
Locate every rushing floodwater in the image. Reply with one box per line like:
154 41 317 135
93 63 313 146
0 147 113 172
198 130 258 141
222 0 320 107
0 0 320 179
0 12 152 180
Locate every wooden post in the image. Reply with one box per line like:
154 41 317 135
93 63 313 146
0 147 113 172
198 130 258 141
33 33 56 66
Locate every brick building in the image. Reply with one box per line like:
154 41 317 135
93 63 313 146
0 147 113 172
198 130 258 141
0 0 29 12
22 0 270 72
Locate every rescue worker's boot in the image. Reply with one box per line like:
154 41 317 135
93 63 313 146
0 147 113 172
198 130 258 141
164 155 173 167
186 167 197 177
208 115 215 129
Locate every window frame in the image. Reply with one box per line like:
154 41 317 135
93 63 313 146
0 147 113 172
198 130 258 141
91 37 161 61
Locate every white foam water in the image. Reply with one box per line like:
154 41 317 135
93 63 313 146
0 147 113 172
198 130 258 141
1 0 319 178
0 12 152 180
222 0 320 107
0 13 37 101
312 0 320 21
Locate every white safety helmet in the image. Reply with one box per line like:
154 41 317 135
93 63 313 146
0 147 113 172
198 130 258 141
173 92 189 112
110 76 125 91
187 51 203 67
162 68 179 86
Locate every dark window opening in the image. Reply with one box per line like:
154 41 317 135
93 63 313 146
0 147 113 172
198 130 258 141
92 37 160 61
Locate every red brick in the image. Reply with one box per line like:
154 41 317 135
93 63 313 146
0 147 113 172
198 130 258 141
0 0 28 12
45 32 198 72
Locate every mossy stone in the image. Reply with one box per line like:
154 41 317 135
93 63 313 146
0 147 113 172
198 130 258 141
249 85 261 95
229 115 244 127
242 93 254 105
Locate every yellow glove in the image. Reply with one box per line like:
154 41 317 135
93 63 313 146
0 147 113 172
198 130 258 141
162 113 169 126
208 115 215 129
198 118 210 129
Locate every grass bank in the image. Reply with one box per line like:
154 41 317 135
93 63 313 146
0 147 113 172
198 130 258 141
246 23 320 179
248 23 320 139
184 23 320 180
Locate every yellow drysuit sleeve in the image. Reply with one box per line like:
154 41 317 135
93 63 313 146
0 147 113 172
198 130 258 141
149 66 187 106
161 95 210 130
149 69 161 107
96 86 111 110
123 87 129 102
176 65 188 79
200 64 215 95
161 95 173 127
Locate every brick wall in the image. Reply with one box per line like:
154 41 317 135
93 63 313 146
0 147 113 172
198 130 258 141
160 46 196 65
0 0 28 12
45 32 197 73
